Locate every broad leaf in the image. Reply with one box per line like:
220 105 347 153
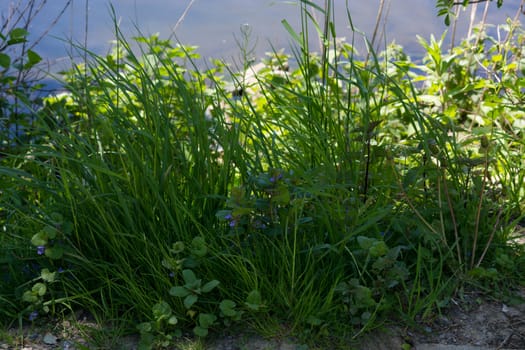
22 291 38 303
193 326 208 337
198 313 217 328
219 299 237 317
24 50 42 69
167 315 178 325
369 241 389 257
152 301 171 319
191 236 207 257
182 269 197 285
201 280 219 293
31 231 48 246
0 53 10 69
32 282 47 296
183 294 198 309
44 246 64 260
245 290 262 311
169 286 190 297
40 269 57 283
357 236 374 250
136 322 152 333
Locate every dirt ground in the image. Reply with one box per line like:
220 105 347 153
408 287 525 349
358 286 525 350
1 287 524 350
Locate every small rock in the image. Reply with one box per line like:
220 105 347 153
501 303 522 318
43 332 58 345
62 340 72 350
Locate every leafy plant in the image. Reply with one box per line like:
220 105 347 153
435 0 505 26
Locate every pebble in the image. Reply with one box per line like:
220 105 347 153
501 303 521 318
43 332 58 345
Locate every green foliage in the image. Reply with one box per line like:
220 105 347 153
136 301 181 349
0 2 523 348
435 0 505 26
0 25 44 154
136 237 260 347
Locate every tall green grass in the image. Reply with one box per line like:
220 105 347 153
1 1 524 347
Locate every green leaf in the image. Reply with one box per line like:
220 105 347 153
7 37 27 46
0 53 10 69
136 322 152 333
185 279 202 292
371 256 391 271
9 28 29 40
219 299 237 317
152 301 171 320
215 210 232 220
167 315 178 325
171 241 185 254
231 207 253 216
198 313 217 328
245 290 262 311
369 241 389 257
193 326 208 337
298 217 313 224
281 19 303 46
32 282 47 296
24 50 42 69
183 294 198 309
306 315 323 326
40 268 57 283
162 258 176 270
191 236 207 257
357 236 375 250
169 286 190 298
182 269 197 285
31 231 48 246
42 226 58 240
138 333 155 350
201 280 219 293
22 291 38 303
44 246 64 260
50 212 64 223
353 285 376 308
61 221 73 235
273 185 290 204
182 257 199 269
7 28 28 45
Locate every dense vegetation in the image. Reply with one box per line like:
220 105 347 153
1 1 524 349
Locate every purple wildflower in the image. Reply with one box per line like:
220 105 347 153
270 173 283 183
229 219 237 228
36 246 45 255
254 221 267 230
29 311 38 321
224 214 233 220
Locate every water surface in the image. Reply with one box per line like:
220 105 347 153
26 0 523 69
